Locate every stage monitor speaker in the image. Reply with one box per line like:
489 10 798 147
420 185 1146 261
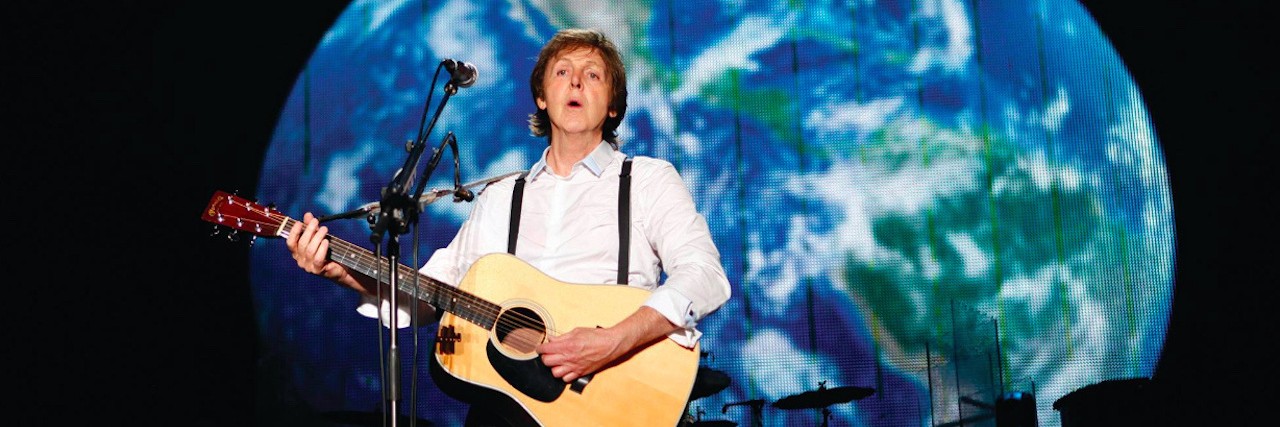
1053 377 1154 427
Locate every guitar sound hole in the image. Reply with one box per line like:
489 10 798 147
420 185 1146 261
495 306 545 354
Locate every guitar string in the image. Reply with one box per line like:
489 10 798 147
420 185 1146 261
279 215 558 345
324 229 557 345
213 196 553 349
227 202 570 349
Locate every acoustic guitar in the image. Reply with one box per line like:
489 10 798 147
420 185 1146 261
202 190 699 426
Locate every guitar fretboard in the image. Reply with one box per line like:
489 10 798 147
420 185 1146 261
276 216 502 329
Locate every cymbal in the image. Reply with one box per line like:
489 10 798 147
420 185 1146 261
690 367 732 400
322 410 435 426
772 385 875 410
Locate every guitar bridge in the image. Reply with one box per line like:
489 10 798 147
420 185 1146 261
436 325 462 354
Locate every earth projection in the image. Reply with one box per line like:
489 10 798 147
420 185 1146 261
249 1 1173 426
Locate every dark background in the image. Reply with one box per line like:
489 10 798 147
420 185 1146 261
7 1 1272 425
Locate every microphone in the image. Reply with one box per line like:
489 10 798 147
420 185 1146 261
452 186 474 202
449 170 521 204
442 59 478 88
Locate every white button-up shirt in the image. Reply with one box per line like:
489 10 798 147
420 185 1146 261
361 142 730 348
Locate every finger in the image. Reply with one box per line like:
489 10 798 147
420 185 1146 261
539 352 563 367
286 217 303 250
295 215 315 248
304 224 327 263
321 261 343 280
316 240 334 277
537 338 565 354
551 364 579 381
298 213 315 236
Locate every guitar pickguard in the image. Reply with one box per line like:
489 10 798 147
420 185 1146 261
487 341 565 402
484 304 565 402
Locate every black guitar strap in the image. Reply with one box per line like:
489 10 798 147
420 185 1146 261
508 157 633 285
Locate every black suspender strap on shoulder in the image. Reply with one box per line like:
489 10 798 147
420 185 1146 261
617 157 632 285
506 158 631 285
508 171 530 255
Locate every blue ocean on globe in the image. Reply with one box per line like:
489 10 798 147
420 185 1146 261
250 1 1172 426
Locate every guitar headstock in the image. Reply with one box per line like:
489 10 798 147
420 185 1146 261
201 190 287 241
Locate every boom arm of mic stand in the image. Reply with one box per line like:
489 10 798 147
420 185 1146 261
317 205 375 223
411 131 458 206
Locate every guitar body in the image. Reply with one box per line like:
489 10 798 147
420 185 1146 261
433 253 699 427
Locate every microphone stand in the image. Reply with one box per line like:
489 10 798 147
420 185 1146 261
366 63 466 427
723 399 766 427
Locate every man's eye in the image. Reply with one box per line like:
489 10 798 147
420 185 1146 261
556 69 567 76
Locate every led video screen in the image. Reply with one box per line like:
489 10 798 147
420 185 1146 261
247 1 1172 425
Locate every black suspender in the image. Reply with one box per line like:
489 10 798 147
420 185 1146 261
507 156 633 284
507 171 530 255
617 158 632 284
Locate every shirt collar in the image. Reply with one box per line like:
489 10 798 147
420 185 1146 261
529 141 617 179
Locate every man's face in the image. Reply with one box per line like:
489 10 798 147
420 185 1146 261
536 47 614 140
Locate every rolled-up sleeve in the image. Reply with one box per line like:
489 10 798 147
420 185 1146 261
637 159 732 347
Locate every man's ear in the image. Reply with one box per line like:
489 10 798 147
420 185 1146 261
536 97 547 110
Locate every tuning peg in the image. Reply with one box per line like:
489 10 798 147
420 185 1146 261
210 226 222 237
247 235 258 247
226 230 241 242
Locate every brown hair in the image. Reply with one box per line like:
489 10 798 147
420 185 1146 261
527 28 628 148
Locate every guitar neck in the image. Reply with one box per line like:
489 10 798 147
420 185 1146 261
276 216 501 329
